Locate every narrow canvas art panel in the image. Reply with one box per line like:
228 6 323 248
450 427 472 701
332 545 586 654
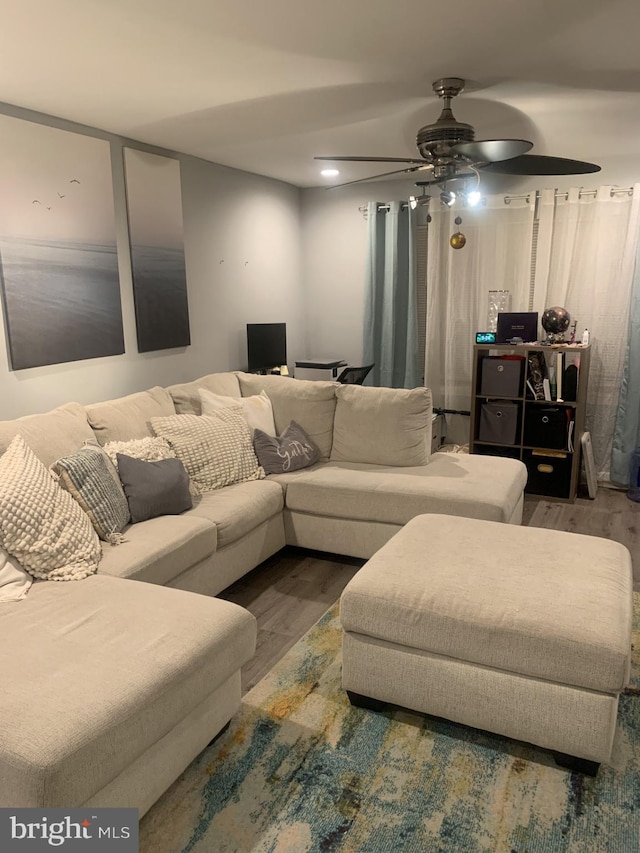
0 115 124 370
124 149 190 352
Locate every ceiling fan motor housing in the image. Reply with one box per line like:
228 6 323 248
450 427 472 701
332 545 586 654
417 77 474 163
416 116 475 158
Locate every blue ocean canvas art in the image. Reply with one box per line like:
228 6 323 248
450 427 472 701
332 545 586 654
0 237 123 369
124 149 190 353
0 115 124 370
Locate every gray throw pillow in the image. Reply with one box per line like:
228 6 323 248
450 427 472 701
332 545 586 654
253 421 320 475
116 454 193 523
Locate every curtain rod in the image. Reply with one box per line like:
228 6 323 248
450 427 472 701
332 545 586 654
503 186 634 205
358 186 635 215
358 202 408 215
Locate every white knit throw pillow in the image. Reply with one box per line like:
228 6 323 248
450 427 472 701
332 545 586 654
102 436 177 470
0 435 101 581
151 408 264 492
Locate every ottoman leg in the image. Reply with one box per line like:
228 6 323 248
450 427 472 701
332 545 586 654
553 751 600 777
346 691 388 712
206 720 231 748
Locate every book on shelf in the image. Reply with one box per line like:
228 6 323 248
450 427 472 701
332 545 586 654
567 416 575 452
563 357 579 401
556 351 564 401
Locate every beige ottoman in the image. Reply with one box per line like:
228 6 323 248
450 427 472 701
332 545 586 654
340 514 633 774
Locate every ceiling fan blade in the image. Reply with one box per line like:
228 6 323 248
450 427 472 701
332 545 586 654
315 155 428 164
451 139 533 163
326 164 432 189
481 154 601 175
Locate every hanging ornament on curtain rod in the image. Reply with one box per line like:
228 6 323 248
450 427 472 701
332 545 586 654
450 216 466 249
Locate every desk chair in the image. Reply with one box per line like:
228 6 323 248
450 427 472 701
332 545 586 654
336 364 374 385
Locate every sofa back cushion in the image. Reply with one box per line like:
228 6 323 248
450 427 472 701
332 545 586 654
0 402 95 468
236 372 337 462
167 373 242 415
330 384 432 466
85 387 175 445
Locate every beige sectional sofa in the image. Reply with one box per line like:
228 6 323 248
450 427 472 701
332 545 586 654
0 370 527 815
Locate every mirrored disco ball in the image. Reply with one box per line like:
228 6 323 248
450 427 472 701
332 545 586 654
542 306 571 341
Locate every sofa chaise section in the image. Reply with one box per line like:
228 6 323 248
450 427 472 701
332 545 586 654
0 574 256 814
236 376 527 559
276 455 525 558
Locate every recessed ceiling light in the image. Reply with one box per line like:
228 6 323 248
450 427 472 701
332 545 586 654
321 169 340 177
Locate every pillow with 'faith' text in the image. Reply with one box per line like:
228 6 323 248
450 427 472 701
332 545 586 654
253 421 320 475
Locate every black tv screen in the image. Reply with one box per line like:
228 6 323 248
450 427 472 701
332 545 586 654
247 323 287 372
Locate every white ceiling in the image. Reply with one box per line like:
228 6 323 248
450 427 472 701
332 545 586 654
2 0 640 188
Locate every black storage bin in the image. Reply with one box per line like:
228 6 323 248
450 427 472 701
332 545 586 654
480 356 524 397
524 449 572 499
478 402 519 445
523 406 569 450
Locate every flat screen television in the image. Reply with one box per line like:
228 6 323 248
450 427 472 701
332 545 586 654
247 323 287 373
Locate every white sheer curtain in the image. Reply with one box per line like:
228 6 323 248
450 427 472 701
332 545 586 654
425 197 534 444
535 185 640 480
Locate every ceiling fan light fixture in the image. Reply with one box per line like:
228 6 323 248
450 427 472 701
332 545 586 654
320 168 340 177
466 190 482 207
440 190 456 207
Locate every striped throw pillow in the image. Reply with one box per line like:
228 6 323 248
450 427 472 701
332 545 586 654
53 444 130 541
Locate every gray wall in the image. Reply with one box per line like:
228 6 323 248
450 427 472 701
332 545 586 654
0 104 304 419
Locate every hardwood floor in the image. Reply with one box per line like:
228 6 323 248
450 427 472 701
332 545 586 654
219 487 640 695
219 547 363 692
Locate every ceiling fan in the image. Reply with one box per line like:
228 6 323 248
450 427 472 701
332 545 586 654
315 77 601 189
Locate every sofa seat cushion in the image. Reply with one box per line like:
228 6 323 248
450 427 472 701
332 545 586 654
283 455 527 525
0 402 95 468
98 515 216 584
183 480 284 548
340 514 633 693
0 574 256 808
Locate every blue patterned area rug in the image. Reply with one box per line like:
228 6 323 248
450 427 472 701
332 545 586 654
140 596 640 853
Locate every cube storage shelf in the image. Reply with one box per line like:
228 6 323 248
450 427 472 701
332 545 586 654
469 343 591 502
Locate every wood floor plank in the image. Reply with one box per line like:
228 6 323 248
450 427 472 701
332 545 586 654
239 628 298 693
